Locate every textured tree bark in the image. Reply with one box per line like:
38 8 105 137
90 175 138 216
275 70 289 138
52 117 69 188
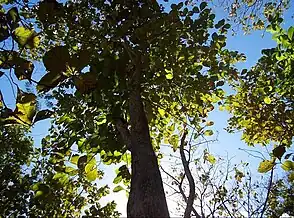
126 84 169 217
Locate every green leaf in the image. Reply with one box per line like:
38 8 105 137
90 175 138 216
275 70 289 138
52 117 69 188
204 130 213 136
272 146 286 160
53 172 69 185
281 160 294 171
34 109 54 123
207 154 216 164
215 19 225 29
35 190 43 198
86 168 98 181
258 160 274 173
13 90 37 125
43 46 70 73
288 26 294 40
165 68 173 79
113 185 124 193
169 134 179 152
264 96 271 104
158 108 165 117
113 175 122 184
65 166 78 176
70 155 79 165
165 73 173 80
13 27 39 49
200 2 207 10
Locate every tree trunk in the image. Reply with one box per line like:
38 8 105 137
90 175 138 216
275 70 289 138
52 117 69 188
127 85 169 217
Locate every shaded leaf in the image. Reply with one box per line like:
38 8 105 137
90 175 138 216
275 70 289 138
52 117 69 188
7 7 20 24
37 71 67 92
77 155 87 170
14 58 34 80
0 25 9 42
285 153 292 160
200 2 207 10
34 109 54 123
43 46 70 73
74 72 97 94
272 145 286 160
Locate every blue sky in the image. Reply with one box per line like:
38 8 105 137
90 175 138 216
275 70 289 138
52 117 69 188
0 0 293 216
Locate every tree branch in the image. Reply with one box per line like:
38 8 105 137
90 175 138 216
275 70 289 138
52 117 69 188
180 130 201 218
259 167 274 218
115 118 132 151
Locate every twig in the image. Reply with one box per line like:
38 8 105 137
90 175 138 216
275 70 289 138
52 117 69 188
259 167 274 218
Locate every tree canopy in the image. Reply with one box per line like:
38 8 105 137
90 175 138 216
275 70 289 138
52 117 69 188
0 0 293 217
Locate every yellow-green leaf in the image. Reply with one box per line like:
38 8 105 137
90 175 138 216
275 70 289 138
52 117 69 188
86 168 98 181
70 155 79 165
207 154 216 164
113 185 124 192
204 129 213 136
65 166 78 176
281 160 294 171
165 73 173 79
158 108 165 117
13 27 39 49
264 96 271 104
13 90 37 125
258 160 274 173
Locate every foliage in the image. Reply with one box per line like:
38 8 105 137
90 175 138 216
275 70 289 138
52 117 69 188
266 173 294 217
0 122 34 217
0 0 293 216
0 107 120 217
207 0 290 33
226 18 294 173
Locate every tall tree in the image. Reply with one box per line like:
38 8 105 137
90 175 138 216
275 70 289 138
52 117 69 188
0 0 244 216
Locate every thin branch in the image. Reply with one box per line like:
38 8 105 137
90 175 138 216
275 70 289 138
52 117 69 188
259 167 274 218
180 130 201 218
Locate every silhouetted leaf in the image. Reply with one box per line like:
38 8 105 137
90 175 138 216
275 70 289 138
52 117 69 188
273 146 286 160
34 109 54 123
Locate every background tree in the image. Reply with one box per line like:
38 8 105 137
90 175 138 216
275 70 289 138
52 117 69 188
161 127 292 217
226 19 294 175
